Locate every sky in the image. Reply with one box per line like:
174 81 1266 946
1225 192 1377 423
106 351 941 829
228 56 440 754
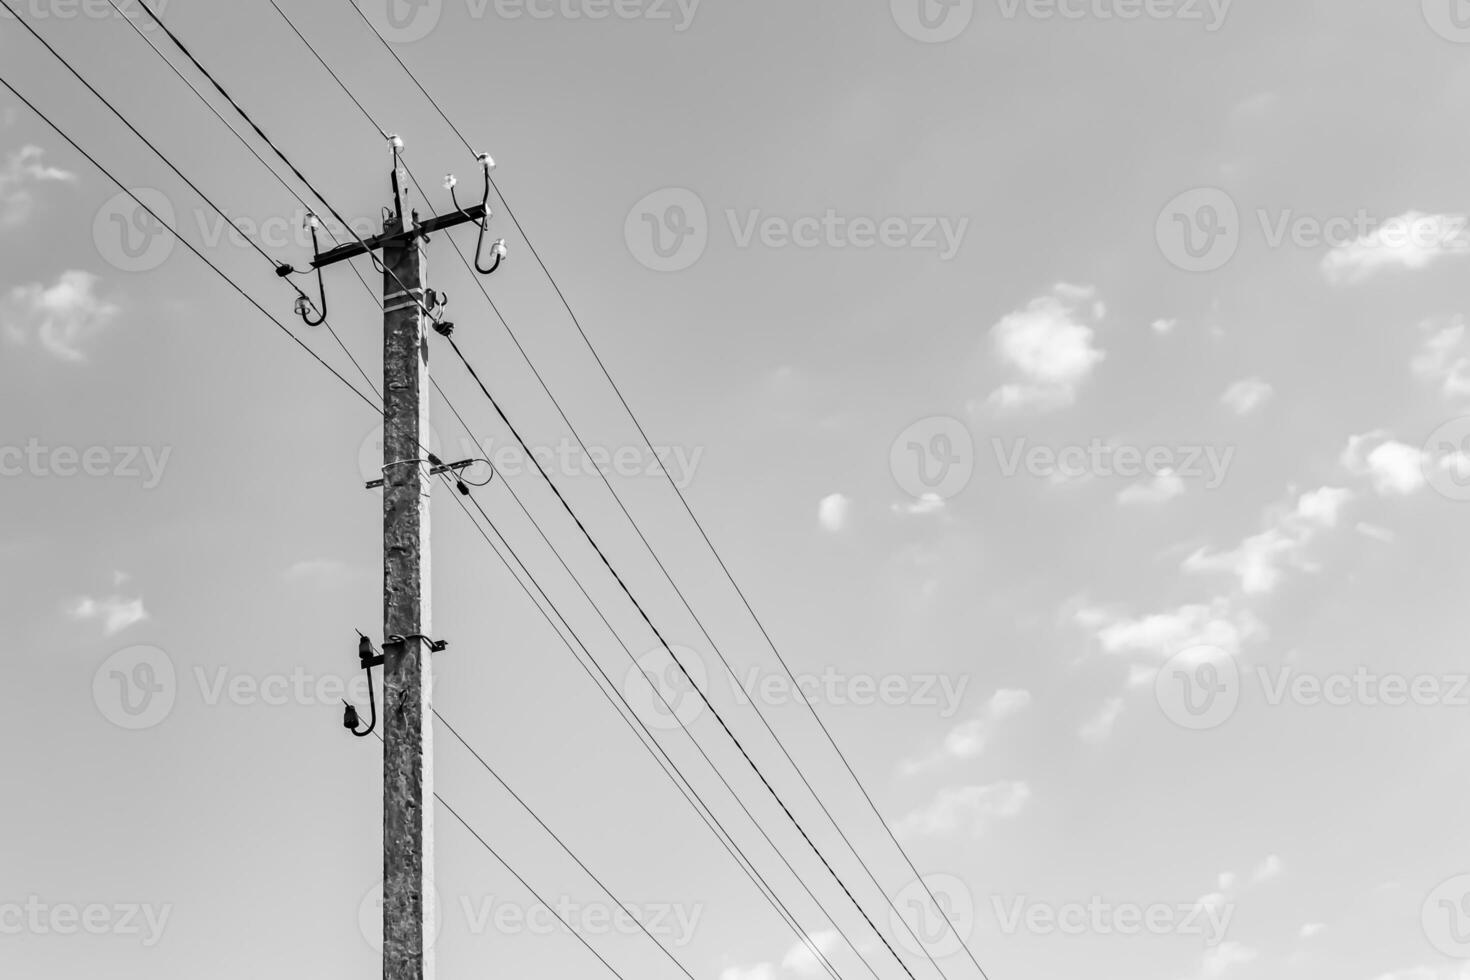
3 1 1470 979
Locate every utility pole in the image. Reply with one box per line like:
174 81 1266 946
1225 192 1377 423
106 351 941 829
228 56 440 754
299 135 505 980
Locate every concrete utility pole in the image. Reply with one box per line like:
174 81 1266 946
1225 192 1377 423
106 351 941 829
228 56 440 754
304 135 503 980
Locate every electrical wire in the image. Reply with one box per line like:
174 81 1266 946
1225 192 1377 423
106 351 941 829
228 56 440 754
336 11 991 976
0 73 378 414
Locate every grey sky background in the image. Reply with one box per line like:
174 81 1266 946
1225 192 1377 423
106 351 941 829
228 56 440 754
4 1 1470 979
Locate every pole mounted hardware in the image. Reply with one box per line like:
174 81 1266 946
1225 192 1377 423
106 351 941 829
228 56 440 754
364 454 493 494
343 631 449 738
343 632 384 738
276 134 507 329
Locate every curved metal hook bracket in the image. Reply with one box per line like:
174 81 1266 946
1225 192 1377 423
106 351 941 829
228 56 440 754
451 161 509 276
278 219 329 327
343 632 380 738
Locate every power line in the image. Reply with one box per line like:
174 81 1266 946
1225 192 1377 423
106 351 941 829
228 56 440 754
102 0 382 398
0 73 378 414
435 709 704 980
336 12 990 977
433 472 849 980
442 333 914 980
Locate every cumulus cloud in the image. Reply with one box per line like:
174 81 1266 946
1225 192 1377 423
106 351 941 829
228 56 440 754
1342 432 1427 496
1151 318 1178 335
67 594 147 636
1413 316 1470 402
1221 377 1274 416
1183 487 1353 594
1252 854 1283 883
902 689 1031 774
780 931 842 977
1080 599 1263 659
1321 211 1470 284
283 558 356 587
1 270 121 362
817 493 852 533
891 493 946 518
895 781 1031 839
0 144 75 227
1078 696 1125 744
1117 469 1185 506
984 285 1105 413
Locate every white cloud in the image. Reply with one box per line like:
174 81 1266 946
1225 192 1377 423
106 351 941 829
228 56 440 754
0 144 76 227
892 493 946 517
1300 922 1325 939
1221 377 1274 417
780 931 842 977
283 558 356 586
1117 469 1185 506
1356 522 1397 544
2 270 121 362
896 782 1031 838
1151 318 1178 335
818 493 851 533
1082 599 1262 659
903 689 1031 773
1342 432 1427 496
1197 942 1258 979
1321 211 1469 284
1413 316 1470 402
985 286 1105 413
720 966 777 980
1079 697 1124 743
1184 487 1352 594
67 595 147 636
1252 854 1283 883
